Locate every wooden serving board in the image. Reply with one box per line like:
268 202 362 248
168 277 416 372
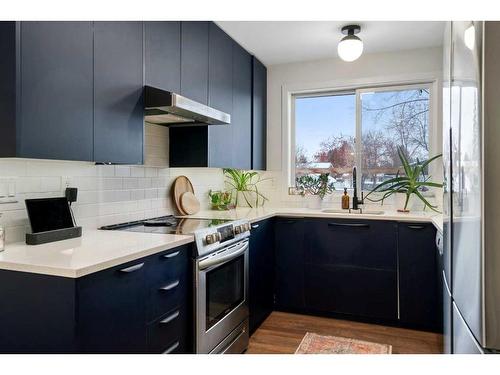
180 191 201 215
172 176 194 215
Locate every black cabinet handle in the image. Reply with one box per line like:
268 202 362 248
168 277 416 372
163 251 180 259
119 263 144 273
328 223 370 229
163 341 180 354
159 280 180 291
407 225 425 230
160 310 180 324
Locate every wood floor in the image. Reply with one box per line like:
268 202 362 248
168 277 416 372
247 311 443 354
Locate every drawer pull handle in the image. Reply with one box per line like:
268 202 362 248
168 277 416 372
160 310 180 324
408 225 425 230
328 223 369 228
251 224 260 229
163 251 180 259
159 280 180 291
163 341 180 354
119 263 144 273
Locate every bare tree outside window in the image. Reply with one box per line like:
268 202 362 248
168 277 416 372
293 87 430 192
361 88 430 190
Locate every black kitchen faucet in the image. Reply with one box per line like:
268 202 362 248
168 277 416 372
352 166 364 210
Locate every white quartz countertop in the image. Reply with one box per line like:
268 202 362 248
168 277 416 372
0 230 194 278
181 207 443 233
0 206 442 278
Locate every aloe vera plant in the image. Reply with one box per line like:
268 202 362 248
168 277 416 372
223 169 270 208
364 147 443 212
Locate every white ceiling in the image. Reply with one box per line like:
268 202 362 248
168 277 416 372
216 21 445 66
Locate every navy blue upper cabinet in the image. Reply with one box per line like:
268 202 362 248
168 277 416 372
144 21 181 93
93 22 144 164
19 22 94 161
180 22 209 104
208 23 234 168
398 222 441 331
208 23 233 114
231 42 252 170
252 57 267 170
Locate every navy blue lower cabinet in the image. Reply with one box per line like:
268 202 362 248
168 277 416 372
398 222 442 331
248 218 275 334
0 244 192 353
146 245 192 353
148 306 189 354
274 218 306 311
0 270 77 353
304 219 398 321
77 258 148 353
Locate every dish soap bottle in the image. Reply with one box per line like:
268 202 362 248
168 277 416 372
341 188 350 209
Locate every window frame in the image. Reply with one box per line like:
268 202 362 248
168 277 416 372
289 81 436 197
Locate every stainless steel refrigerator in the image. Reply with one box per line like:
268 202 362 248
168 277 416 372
443 21 500 354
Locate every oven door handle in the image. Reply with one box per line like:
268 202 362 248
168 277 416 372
198 242 248 270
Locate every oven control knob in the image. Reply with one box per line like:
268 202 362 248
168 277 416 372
244 223 251 232
206 234 217 244
215 232 222 242
234 225 242 234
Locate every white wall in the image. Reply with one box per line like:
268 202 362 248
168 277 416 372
267 46 444 171
265 46 444 209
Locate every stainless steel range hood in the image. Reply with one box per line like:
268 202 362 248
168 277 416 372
144 85 230 126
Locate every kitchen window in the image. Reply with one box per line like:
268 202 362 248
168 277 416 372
291 83 433 194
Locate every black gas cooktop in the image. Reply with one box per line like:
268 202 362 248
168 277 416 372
99 215 232 235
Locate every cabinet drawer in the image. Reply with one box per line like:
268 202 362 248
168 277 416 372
148 276 186 322
304 263 397 320
147 307 187 354
306 219 397 270
147 246 190 321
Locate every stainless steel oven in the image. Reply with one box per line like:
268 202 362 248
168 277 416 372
194 221 251 354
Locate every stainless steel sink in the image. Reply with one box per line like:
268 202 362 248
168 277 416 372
321 209 385 215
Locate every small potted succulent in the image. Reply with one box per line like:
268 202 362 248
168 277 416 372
208 190 233 211
364 147 443 212
295 173 336 209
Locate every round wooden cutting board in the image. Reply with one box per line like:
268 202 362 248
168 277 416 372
172 176 194 215
180 191 201 215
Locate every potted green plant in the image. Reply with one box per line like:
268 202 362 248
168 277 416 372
208 190 233 211
223 168 269 208
295 173 336 209
364 147 443 212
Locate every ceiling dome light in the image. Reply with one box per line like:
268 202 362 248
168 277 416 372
338 25 363 62
464 22 475 50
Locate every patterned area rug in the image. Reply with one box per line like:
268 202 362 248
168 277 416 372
295 332 392 354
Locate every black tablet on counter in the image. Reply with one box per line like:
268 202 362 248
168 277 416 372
25 197 75 233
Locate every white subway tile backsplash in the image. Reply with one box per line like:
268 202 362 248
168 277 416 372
130 167 145 178
0 158 278 244
138 178 152 189
96 165 115 177
123 178 140 190
17 177 42 193
40 177 62 192
114 166 131 177
100 178 123 191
